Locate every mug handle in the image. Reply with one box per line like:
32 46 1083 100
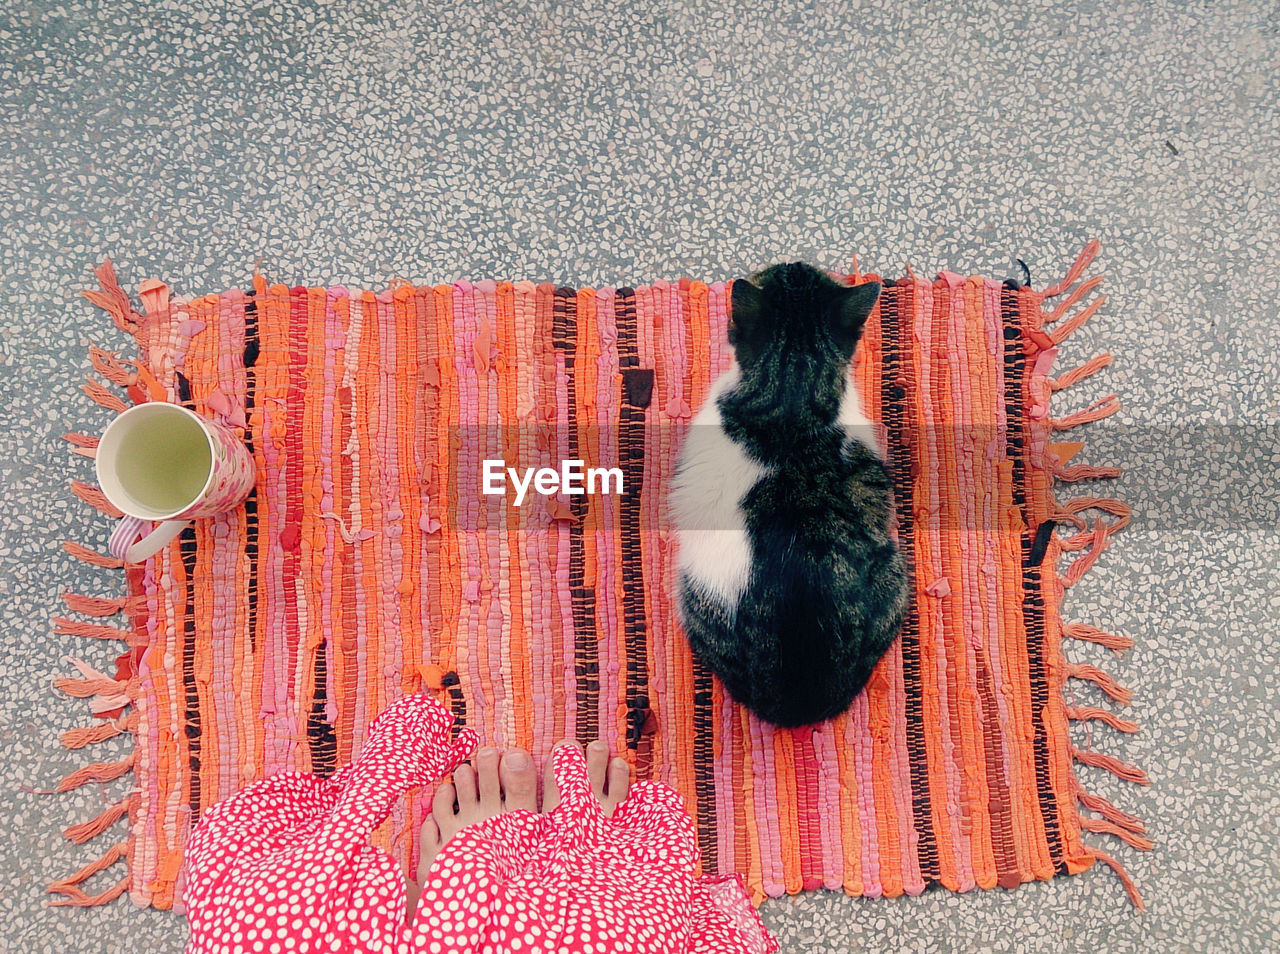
109 516 190 564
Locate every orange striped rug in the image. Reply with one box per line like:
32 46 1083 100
49 242 1150 911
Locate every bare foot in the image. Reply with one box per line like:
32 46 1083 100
541 739 631 816
408 746 537 919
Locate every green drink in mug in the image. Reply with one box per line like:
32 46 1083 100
96 402 255 563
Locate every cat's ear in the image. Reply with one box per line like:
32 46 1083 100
730 279 764 353
831 281 881 353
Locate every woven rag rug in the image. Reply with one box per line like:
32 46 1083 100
48 242 1151 912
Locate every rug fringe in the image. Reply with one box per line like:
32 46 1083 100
1055 463 1122 482
82 378 129 414
1050 353 1113 391
62 432 101 450
52 617 132 641
1050 393 1120 430
1066 705 1138 733
55 651 135 716
63 432 99 459
60 723 122 749
47 280 149 908
61 714 135 749
1060 520 1111 586
53 672 131 699
54 754 136 794
1048 295 1107 346
88 346 138 388
1081 816 1155 851
1077 789 1147 833
1070 746 1149 786
1041 239 1101 299
1057 519 1101 552
69 480 123 518
1038 241 1150 910
64 795 137 844
62 540 124 569
61 591 137 617
82 259 143 336
1050 496 1131 534
48 876 130 908
1064 663 1133 705
1063 623 1133 651
1044 274 1105 326
1084 847 1145 912
46 842 129 907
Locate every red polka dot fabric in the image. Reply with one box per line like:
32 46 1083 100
184 695 778 953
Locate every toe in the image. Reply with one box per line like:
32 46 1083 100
418 817 442 864
432 781 457 822
475 747 502 812
500 749 538 812
586 739 610 799
605 756 631 813
453 763 479 811
415 812 445 915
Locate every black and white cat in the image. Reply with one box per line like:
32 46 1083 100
670 262 909 727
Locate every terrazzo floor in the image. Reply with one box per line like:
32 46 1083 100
2 1 1278 951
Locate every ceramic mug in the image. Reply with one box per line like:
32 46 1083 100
95 402 256 563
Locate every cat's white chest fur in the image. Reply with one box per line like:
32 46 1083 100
837 371 880 456
670 363 881 610
670 365 763 609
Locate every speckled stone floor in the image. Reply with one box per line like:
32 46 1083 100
2 1 1277 951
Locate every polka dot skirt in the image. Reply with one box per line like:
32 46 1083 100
184 695 778 954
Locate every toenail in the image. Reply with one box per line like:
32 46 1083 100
589 739 608 751
478 746 497 758
505 751 530 770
